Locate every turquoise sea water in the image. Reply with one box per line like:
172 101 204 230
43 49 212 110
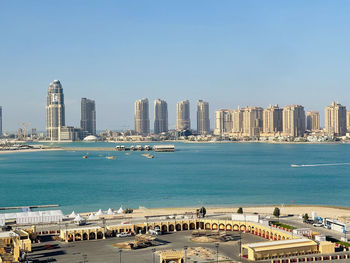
0 142 349 214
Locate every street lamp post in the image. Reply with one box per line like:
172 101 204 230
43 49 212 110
184 246 188 263
215 243 219 263
119 249 122 263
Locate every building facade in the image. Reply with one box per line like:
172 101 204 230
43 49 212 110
306 111 320 131
154 99 168 134
176 100 191 131
347 111 350 133
243 107 263 137
134 98 150 135
214 109 233 136
232 107 244 134
263 105 283 135
46 80 65 141
282 105 305 137
81 98 96 135
325 102 347 136
197 100 210 135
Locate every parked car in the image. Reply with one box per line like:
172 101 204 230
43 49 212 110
116 232 132 237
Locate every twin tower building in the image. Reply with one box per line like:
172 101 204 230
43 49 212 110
46 80 96 141
134 99 210 135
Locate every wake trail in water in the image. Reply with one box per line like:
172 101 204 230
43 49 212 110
291 163 350 167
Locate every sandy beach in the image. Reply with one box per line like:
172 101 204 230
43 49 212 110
79 205 350 222
0 148 63 154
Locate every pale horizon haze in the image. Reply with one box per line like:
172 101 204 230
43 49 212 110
1 1 350 132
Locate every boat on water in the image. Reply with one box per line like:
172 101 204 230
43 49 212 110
82 155 88 159
291 164 300 167
106 156 117 160
142 153 155 159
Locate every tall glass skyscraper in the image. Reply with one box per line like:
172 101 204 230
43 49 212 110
81 98 96 135
154 99 168 134
134 98 150 135
46 80 65 141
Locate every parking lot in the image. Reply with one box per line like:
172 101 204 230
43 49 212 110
28 230 265 263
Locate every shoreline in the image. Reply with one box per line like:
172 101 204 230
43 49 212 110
0 148 63 154
74 204 350 221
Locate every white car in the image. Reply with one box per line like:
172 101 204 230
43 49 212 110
313 223 324 227
116 232 132 237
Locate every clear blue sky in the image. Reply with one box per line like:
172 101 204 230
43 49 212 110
1 0 350 131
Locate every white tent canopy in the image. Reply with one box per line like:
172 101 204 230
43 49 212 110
107 208 114 215
1 210 64 225
96 209 104 216
74 214 85 222
69 211 77 218
117 206 123 214
88 213 97 220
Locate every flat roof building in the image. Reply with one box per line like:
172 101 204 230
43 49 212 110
263 105 283 135
306 111 320 131
176 100 190 131
325 101 347 136
214 109 233 136
243 107 263 137
197 100 210 135
81 98 96 135
154 99 168 134
134 98 150 136
283 105 305 137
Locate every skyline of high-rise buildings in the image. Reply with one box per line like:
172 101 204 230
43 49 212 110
197 100 210 135
154 99 168 134
46 80 65 141
134 98 150 136
81 98 96 136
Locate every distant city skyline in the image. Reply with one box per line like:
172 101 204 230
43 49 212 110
2 1 350 131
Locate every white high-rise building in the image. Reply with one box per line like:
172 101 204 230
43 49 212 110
176 100 191 131
154 99 168 134
46 80 65 141
134 98 150 135
197 100 210 135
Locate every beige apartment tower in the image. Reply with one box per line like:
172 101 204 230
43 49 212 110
214 109 233 136
176 100 191 130
263 105 283 134
325 102 347 136
282 105 305 137
243 107 263 137
347 111 350 132
306 111 320 131
232 107 244 134
154 99 168 134
197 100 210 134
134 98 150 135
46 80 65 141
